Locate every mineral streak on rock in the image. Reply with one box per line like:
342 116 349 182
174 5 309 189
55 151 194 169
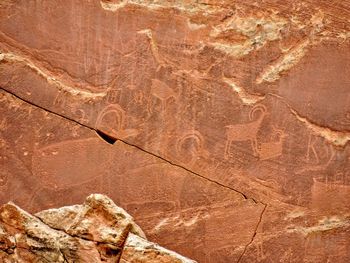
0 194 196 263
256 40 311 84
0 52 107 99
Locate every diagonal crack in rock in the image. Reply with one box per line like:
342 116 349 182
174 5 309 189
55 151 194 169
0 87 263 205
237 204 267 263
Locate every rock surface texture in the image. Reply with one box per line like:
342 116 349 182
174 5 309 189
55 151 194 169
0 0 349 262
0 194 196 262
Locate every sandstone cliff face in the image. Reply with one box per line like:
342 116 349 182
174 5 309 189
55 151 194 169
0 0 349 262
0 194 196 262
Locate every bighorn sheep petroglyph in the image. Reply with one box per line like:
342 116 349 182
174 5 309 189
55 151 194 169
258 126 288 160
224 104 268 158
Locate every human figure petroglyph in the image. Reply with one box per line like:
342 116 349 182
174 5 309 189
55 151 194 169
149 79 180 113
137 29 169 72
297 134 336 174
224 104 268 158
306 133 319 164
53 90 67 108
257 126 288 160
176 130 209 165
96 103 139 140
74 108 89 124
133 90 145 105
280 248 293 263
107 88 121 103
256 242 266 261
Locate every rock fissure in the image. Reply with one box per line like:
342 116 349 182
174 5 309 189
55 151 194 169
237 204 267 263
0 87 262 205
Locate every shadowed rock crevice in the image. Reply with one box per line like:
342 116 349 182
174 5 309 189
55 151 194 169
96 129 118 144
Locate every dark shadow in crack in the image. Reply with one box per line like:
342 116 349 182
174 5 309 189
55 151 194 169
96 130 117 144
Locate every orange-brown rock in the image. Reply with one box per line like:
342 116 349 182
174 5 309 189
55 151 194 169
0 194 196 262
0 0 349 262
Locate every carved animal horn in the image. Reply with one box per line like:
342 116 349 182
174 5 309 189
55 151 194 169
95 104 125 131
249 104 267 120
176 131 205 154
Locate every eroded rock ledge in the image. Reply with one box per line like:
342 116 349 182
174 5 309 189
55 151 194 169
0 194 196 263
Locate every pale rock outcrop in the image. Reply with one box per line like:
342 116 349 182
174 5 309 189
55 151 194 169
0 194 196 263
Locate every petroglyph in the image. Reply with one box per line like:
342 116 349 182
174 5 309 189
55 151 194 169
96 104 125 132
176 130 209 165
96 104 139 140
137 29 164 69
256 242 266 262
257 126 288 160
1 1 349 261
225 104 268 158
74 109 89 124
307 134 335 167
107 88 121 104
149 79 179 112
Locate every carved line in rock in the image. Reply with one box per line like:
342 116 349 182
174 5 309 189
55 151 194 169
137 29 180 72
0 88 258 203
0 51 107 99
295 133 336 174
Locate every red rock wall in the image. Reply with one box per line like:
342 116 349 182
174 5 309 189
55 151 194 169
0 0 349 262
